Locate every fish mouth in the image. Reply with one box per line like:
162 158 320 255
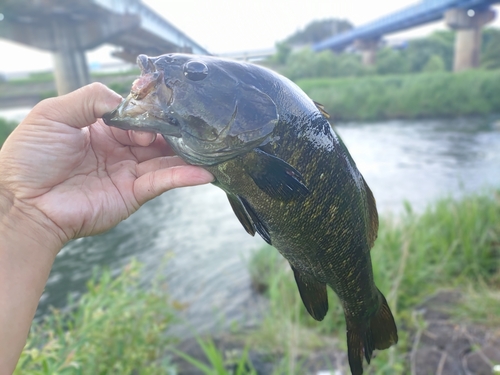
103 54 179 136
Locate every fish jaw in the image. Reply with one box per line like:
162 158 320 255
102 56 181 137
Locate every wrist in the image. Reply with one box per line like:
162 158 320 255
0 187 64 258
0 187 62 374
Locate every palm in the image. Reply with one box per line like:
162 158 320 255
0 84 212 245
3 118 162 240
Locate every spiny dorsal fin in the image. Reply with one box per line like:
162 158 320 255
290 264 328 321
362 177 379 249
313 101 330 119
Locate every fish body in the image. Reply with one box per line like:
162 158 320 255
103 54 397 375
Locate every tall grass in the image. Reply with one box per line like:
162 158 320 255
246 191 500 373
297 70 500 121
15 261 178 375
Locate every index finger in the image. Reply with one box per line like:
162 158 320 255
30 82 122 129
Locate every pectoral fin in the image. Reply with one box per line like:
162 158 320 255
243 149 310 201
291 265 328 321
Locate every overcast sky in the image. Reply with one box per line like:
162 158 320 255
0 0 499 73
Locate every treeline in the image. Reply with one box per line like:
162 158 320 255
264 25 500 81
297 70 500 121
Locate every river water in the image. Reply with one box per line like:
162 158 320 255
2 110 500 334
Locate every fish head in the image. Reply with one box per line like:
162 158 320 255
103 53 279 165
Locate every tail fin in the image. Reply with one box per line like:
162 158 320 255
346 290 398 375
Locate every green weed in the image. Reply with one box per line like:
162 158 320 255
297 71 500 121
15 260 177 375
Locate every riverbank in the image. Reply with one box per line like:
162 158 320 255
296 70 500 122
16 190 500 374
2 68 500 123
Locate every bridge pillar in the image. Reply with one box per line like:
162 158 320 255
51 20 90 95
355 39 380 67
445 8 495 72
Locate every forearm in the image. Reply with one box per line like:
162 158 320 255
0 192 62 374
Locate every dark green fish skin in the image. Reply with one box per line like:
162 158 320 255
103 54 398 375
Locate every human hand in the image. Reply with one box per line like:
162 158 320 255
0 82 213 251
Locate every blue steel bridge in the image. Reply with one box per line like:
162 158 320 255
314 0 499 52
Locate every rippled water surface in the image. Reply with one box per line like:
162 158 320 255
15 115 500 333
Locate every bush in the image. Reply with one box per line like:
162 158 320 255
15 261 178 375
297 70 500 121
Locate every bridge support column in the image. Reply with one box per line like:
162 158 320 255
445 8 495 72
355 39 380 67
51 20 90 95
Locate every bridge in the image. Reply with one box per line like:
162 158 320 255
0 0 210 94
313 0 499 71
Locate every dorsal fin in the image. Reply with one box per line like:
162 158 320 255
362 177 379 248
313 101 330 119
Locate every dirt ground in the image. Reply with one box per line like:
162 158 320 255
171 290 500 375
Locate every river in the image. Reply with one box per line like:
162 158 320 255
2 109 500 334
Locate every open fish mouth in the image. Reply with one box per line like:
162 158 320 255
102 55 178 135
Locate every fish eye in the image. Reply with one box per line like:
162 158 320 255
183 61 208 81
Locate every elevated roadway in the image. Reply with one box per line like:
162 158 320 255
313 0 499 71
0 0 210 93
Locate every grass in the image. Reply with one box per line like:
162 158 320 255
15 261 178 375
297 70 500 121
245 190 500 373
172 338 257 375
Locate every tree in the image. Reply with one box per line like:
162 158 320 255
422 55 446 72
404 31 454 72
482 28 500 70
376 48 410 75
285 18 353 46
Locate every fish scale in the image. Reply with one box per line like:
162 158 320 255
103 53 398 375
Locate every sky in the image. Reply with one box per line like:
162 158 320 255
0 0 499 74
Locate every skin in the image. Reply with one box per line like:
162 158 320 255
0 82 213 374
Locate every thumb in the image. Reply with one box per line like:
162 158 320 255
28 82 123 129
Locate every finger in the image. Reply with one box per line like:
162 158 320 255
110 127 156 147
136 156 187 177
129 130 156 147
134 166 214 205
129 136 175 162
30 82 122 129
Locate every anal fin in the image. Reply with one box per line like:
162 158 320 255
291 265 328 321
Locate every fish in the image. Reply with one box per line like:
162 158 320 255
103 53 398 375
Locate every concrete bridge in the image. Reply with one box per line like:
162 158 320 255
0 0 210 94
313 0 499 71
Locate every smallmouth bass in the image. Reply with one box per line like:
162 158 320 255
103 53 398 375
